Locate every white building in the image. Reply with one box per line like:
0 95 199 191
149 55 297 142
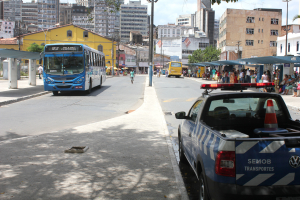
176 14 195 26
155 29 209 64
120 0 148 42
0 20 15 38
37 0 60 29
277 32 300 56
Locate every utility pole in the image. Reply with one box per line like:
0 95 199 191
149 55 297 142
236 40 241 59
283 0 292 56
148 0 158 86
160 29 162 68
18 21 21 51
111 37 114 76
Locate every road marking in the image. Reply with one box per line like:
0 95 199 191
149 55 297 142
186 97 197 102
163 98 177 102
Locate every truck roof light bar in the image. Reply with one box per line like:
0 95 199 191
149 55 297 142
201 83 274 89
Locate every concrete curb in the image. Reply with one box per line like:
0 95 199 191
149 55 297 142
152 81 189 200
0 91 50 106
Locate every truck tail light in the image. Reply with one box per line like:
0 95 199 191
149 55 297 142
215 151 235 177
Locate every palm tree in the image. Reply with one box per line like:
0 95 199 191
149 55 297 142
293 15 300 21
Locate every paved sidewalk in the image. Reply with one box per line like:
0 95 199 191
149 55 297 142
186 77 300 110
0 77 188 200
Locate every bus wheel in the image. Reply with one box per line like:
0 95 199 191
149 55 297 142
87 79 92 94
52 91 58 96
99 77 102 89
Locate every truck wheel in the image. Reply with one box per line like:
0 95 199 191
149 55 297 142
178 136 188 163
99 77 102 89
52 91 58 96
199 172 210 200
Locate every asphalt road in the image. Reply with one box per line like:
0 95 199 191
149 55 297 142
0 75 146 142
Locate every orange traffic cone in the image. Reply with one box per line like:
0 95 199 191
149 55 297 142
264 99 278 129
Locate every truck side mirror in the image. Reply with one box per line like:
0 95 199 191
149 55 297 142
175 112 186 119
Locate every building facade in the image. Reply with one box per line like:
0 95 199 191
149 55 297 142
22 24 116 66
219 8 282 60
22 2 38 25
72 5 94 31
37 0 60 29
3 0 22 22
0 20 15 38
59 3 72 26
176 14 195 26
120 0 148 42
195 7 215 46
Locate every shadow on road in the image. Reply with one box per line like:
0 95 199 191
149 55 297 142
50 85 111 97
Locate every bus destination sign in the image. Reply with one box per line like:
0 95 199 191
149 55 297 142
45 45 83 52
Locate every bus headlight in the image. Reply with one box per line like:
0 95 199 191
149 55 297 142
75 77 84 84
46 77 54 84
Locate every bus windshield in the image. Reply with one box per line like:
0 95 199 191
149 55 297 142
44 54 84 75
171 62 182 67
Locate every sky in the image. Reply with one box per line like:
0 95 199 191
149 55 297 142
23 0 300 26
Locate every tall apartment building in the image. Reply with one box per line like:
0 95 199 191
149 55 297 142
75 0 123 37
59 3 72 26
22 2 38 25
37 0 60 29
120 0 148 42
2 0 22 22
72 5 94 31
176 14 195 26
194 0 215 46
214 19 219 44
219 8 282 60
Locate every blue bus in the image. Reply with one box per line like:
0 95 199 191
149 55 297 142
43 43 106 95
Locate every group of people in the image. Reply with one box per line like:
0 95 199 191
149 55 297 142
280 72 300 97
216 68 256 84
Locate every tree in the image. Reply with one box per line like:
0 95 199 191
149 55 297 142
293 15 300 21
188 46 221 63
27 43 44 53
211 0 238 5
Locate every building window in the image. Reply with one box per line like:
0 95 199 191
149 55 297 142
297 41 299 51
199 43 209 48
261 40 263 44
262 18 264 21
246 40 254 46
172 29 175 34
271 18 279 25
280 44 282 53
259 18 261 21
258 29 260 33
246 17 255 23
258 40 260 44
98 44 103 52
168 29 170 34
262 29 264 33
67 30 72 37
83 30 88 38
288 43 290 52
270 41 277 47
270 30 278 36
177 29 180 35
246 28 254 34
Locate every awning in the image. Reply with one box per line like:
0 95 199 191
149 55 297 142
0 49 41 60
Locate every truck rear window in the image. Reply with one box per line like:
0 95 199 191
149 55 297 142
203 97 287 136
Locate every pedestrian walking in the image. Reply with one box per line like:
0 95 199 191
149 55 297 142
38 65 43 79
130 69 135 84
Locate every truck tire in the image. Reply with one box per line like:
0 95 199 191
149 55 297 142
178 135 188 164
199 172 210 200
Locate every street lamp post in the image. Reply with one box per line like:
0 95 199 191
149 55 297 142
148 0 158 86
283 0 292 56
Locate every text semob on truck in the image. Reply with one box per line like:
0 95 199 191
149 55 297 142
175 83 300 200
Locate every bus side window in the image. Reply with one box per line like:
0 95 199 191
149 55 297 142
103 56 105 67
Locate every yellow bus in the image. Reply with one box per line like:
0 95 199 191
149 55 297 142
167 61 182 78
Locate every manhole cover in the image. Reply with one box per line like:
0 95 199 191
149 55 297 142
164 112 172 115
64 146 89 153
